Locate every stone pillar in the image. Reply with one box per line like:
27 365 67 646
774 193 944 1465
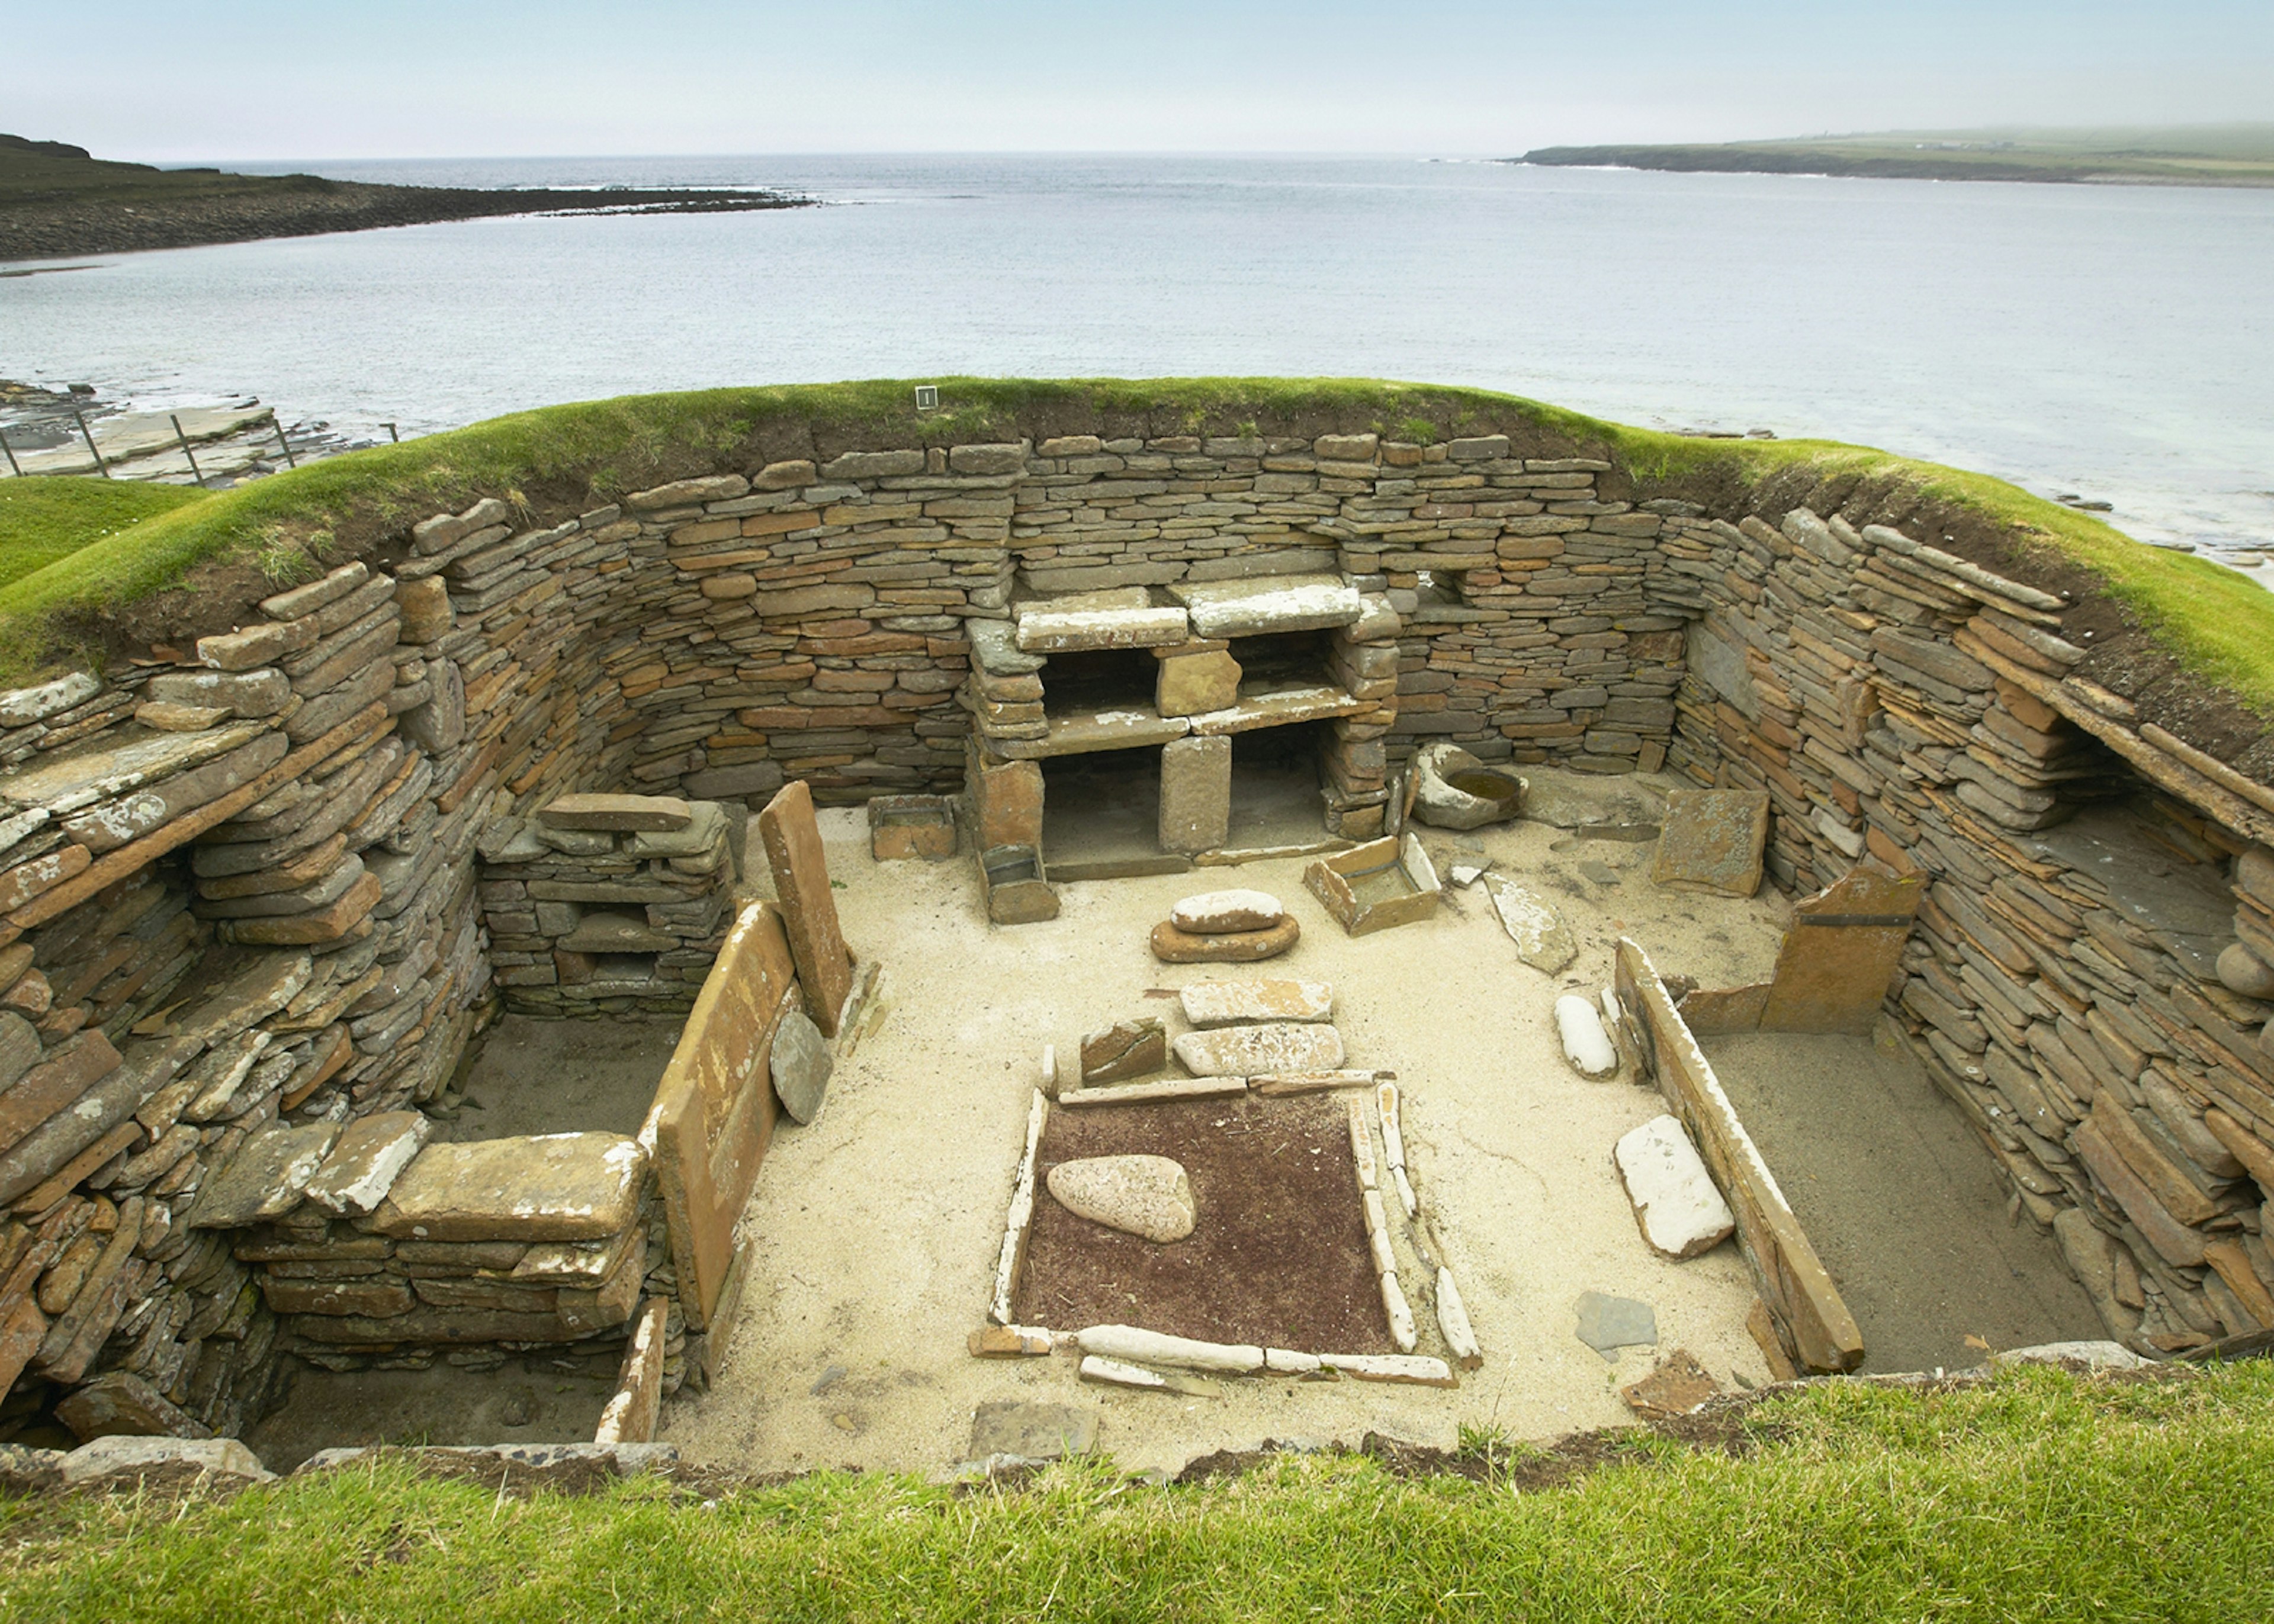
968 747 1044 851
1159 737 1231 854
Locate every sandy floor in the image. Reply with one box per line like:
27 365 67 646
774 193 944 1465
665 774 1813 1478
1707 1031 2101 1373
249 1363 618 1471
436 1014 680 1143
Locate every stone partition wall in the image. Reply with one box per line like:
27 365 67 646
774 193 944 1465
2 394 2272 1446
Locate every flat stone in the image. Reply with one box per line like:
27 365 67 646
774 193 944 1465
1156 650 1242 717
561 912 677 953
968 1400 1097 1462
1521 770 1665 838
1014 603 1190 654
134 700 231 732
757 779 855 1035
1614 1114 1736 1260
2052 1207 2140 1340
1184 683 1363 737
1168 574 1362 638
683 762 785 801
0 1011 38 1094
1620 1349 1723 1420
189 1121 343 1229
1652 789 1771 898
1151 916 1299 962
1173 1022 1343 1078
0 672 100 727
301 1111 432 1217
146 667 291 718
62 1435 273 1487
769 1009 834 1124
0 1032 123 1159
1046 1153 1196 1242
227 871 383 945
1080 1018 1167 1084
400 657 465 752
1990 1340 2150 1371
1486 877 1576 974
1170 889 1284 933
366 1133 645 1243
1177 979 1334 1027
1574 1291 1658 1359
55 1371 209 1442
1 721 268 816
967 619 1048 677
1556 995 1618 1077
1158 735 1229 854
538 793 692 832
626 801 728 858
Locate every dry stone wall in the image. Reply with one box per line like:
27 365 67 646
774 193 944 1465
2 400 2271 1444
1665 506 2274 1348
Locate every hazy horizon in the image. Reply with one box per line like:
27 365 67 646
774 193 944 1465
17 1 2274 164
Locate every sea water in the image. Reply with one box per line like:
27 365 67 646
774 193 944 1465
3 153 2269 562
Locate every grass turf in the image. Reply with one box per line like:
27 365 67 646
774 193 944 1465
0 378 2267 721
1 1362 2269 1622
0 477 204 593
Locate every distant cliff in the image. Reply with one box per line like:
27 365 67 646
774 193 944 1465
1517 128 2274 188
0 134 810 260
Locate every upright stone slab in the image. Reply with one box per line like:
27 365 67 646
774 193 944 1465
757 779 855 1035
1756 864 1923 1034
1159 735 1231 854
1651 789 1771 898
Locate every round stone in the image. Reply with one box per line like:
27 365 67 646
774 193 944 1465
1170 889 1283 934
2217 941 2274 1001
1410 741 1524 831
1151 916 1300 963
1046 1155 1196 1243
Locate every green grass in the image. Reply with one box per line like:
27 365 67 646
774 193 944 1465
2 1363 2269 1622
0 377 2267 721
0 477 205 593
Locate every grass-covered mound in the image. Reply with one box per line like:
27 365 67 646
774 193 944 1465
1 1362 2269 1622
0 477 204 594
0 378 2266 728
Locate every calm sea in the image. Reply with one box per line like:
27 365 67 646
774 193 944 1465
4 153 2270 564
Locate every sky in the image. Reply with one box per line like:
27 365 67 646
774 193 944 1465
12 1 2274 162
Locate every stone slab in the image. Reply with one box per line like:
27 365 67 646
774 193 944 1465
189 1121 343 1229
1620 1349 1723 1420
1614 1114 1736 1259
1168 574 1362 638
757 780 855 1036
537 793 692 832
1486 876 1576 974
1014 603 1189 654
1158 735 1230 854
969 1400 1097 1462
365 1133 645 1243
1170 889 1284 934
1186 683 1365 737
301 1110 432 1217
1756 864 1923 1034
62 1435 273 1487
1574 1291 1658 1359
1177 979 1334 1027
1149 916 1299 962
1173 1022 1344 1077
1651 789 1770 898
642 903 797 1329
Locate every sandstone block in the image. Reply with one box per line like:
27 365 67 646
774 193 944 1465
133 700 230 732
366 1133 646 1243
394 575 455 642
1556 995 1618 1077
197 619 316 672
1652 789 1770 898
0 672 99 727
1177 979 1333 1027
626 475 750 510
61 1435 272 1487
1614 1115 1735 1259
145 667 291 716
1046 1155 1195 1243
1079 1018 1166 1084
399 657 465 752
538 793 692 832
1159 736 1230 854
1156 649 1242 717
561 912 676 953
1173 1021 1342 1078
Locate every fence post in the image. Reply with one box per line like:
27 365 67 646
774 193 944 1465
0 427 19 478
171 414 207 488
70 404 109 478
271 414 297 469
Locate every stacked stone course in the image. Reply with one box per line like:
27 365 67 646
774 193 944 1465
2 400 2272 1445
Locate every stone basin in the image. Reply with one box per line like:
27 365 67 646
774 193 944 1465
1410 742 1526 831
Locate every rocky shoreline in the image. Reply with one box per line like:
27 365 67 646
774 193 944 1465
1 176 810 261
